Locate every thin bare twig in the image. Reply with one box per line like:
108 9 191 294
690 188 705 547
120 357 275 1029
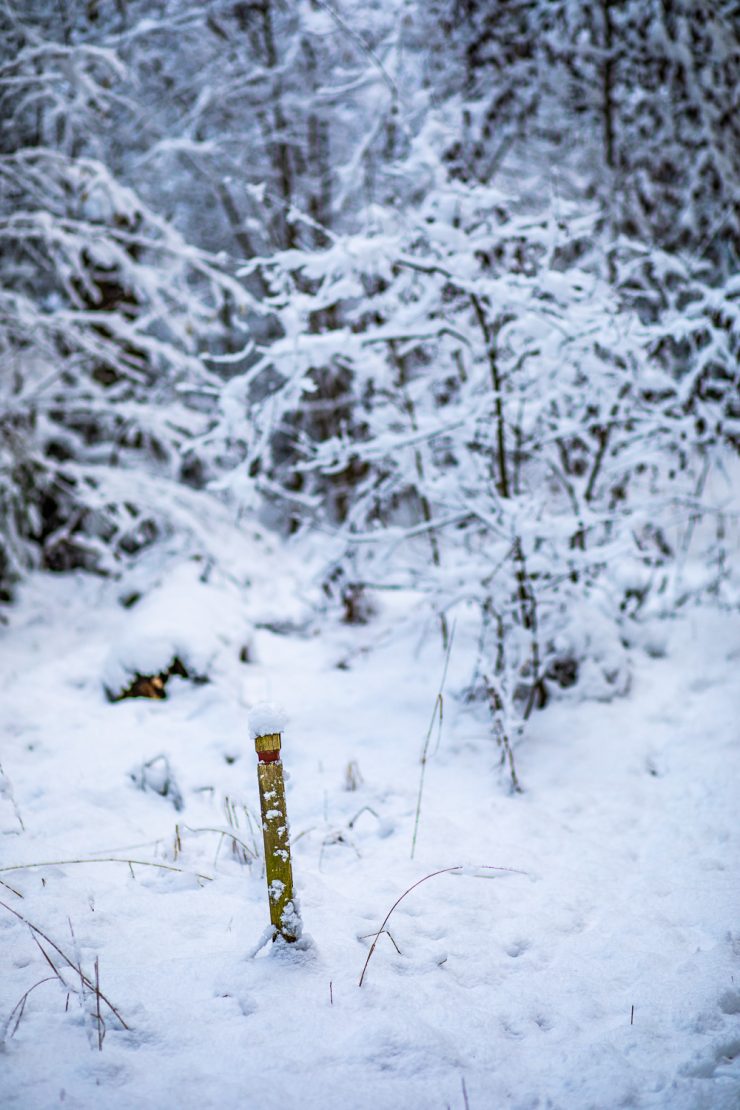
483 676 523 794
312 0 399 105
513 538 542 723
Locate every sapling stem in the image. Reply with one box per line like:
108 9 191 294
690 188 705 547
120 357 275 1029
254 729 300 942
411 623 455 859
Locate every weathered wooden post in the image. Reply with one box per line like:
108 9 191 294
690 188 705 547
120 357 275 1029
251 707 300 943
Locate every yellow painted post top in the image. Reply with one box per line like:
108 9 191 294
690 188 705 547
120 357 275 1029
255 733 282 755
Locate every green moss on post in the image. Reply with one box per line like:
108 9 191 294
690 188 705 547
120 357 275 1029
254 731 300 942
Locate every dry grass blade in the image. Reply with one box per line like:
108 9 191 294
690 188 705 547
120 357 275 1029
32 934 61 978
359 866 461 986
411 624 455 859
0 876 23 898
94 956 104 1051
3 976 59 1040
359 928 402 955
359 863 527 987
348 805 379 829
0 899 129 1031
0 857 213 882
181 825 258 866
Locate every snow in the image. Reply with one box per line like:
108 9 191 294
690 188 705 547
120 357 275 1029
101 560 252 698
2 5 736 1105
1 558 739 1109
249 703 288 741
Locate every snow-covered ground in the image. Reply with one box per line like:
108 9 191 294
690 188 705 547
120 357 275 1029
1 552 739 1109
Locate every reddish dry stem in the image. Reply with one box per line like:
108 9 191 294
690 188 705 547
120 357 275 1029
0 899 129 1030
358 864 527 987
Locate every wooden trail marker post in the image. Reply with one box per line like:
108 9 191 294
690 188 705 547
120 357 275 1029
253 719 300 942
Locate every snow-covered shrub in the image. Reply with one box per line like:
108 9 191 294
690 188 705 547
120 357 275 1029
210 132 735 774
0 23 252 597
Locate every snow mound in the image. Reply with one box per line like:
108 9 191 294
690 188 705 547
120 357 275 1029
129 753 184 811
102 560 251 697
545 598 631 703
248 701 288 739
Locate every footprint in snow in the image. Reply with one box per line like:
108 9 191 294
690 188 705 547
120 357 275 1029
506 939 531 958
215 990 256 1018
719 990 740 1016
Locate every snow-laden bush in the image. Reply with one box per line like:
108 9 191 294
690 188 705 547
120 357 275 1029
210 136 736 776
0 27 252 597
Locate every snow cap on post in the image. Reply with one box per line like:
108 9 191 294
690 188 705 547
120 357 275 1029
249 702 287 763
